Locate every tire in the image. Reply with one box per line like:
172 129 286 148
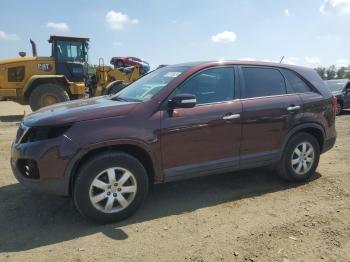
336 101 343 115
107 82 127 95
276 132 320 182
29 83 70 111
73 151 149 224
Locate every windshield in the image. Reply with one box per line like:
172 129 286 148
56 40 87 63
325 80 348 92
113 66 188 102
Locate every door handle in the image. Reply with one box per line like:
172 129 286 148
222 114 240 120
287 105 301 112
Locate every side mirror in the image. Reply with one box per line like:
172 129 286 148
168 94 196 109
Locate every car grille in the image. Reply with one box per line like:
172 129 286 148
15 124 29 145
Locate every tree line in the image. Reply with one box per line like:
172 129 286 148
315 65 350 80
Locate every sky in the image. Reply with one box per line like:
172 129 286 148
1 0 350 69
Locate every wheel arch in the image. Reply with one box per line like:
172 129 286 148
23 75 69 102
281 123 326 158
67 143 156 196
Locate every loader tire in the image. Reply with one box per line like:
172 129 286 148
29 83 70 111
105 81 127 95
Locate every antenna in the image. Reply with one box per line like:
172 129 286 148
279 56 285 63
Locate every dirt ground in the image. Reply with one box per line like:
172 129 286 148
0 101 349 262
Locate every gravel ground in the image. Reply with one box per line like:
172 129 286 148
0 101 349 262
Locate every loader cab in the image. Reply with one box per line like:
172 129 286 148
49 35 89 82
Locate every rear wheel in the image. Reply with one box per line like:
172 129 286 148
277 132 320 181
29 83 69 111
73 152 149 224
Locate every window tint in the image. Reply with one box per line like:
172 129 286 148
282 69 312 93
176 67 234 104
242 67 286 98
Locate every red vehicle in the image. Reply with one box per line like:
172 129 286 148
11 61 336 223
110 56 150 74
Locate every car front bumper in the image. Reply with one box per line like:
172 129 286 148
10 135 80 196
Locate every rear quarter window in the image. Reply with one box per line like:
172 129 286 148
281 69 313 93
241 67 286 98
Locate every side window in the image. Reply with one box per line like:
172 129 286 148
8 66 25 82
241 67 286 98
282 69 312 93
67 45 78 58
176 67 235 104
56 41 66 61
56 41 84 62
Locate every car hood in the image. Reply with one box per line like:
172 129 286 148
23 96 139 127
330 90 343 96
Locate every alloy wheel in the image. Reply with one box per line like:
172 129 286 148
89 167 137 213
291 142 315 175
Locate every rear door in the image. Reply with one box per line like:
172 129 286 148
239 66 303 167
281 68 325 124
160 66 242 180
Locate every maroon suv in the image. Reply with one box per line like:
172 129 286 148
11 61 336 223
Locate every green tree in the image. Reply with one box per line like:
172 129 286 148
336 67 348 79
346 66 350 79
326 65 337 80
315 67 326 79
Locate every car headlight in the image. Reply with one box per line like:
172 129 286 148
23 125 72 143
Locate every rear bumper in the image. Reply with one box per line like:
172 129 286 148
322 136 336 154
10 135 80 196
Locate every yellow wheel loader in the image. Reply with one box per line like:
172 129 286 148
0 35 142 111
87 59 142 98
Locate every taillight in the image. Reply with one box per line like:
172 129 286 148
333 96 337 117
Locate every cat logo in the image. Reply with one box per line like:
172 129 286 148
37 63 52 72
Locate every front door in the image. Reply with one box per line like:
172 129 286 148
160 66 242 180
54 40 86 82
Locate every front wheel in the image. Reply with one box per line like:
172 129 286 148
29 83 70 111
277 132 320 182
73 152 149 224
